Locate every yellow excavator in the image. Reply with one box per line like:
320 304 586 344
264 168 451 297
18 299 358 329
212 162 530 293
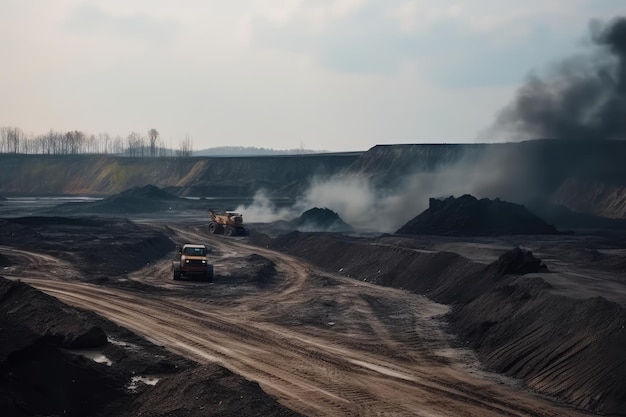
208 210 248 236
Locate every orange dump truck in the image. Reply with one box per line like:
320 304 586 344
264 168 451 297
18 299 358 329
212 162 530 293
172 244 213 282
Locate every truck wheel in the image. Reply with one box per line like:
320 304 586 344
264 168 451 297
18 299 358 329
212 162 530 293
209 222 218 234
173 269 181 281
225 226 234 236
205 265 214 283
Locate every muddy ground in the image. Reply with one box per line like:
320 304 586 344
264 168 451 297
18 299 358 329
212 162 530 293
1 209 625 416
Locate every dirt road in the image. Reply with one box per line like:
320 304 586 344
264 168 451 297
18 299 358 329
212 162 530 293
16 224 591 417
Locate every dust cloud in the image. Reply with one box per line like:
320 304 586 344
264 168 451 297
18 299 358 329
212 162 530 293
238 150 512 233
235 191 294 223
486 17 626 141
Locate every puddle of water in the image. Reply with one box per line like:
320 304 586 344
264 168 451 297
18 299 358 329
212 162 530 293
127 376 160 392
64 349 113 366
107 336 139 351
349 359 418 382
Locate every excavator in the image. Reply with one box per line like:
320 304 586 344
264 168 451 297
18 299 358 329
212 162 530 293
208 210 248 236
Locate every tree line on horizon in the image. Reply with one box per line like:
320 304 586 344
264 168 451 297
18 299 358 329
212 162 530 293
0 126 193 157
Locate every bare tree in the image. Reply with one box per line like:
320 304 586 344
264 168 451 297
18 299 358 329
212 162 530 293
2 127 25 153
127 131 145 157
148 128 159 157
112 135 124 155
177 134 193 157
0 126 166 156
98 133 111 154
0 127 5 153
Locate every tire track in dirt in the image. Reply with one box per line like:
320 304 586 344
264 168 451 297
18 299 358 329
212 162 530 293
0 246 79 280
18 230 594 417
23 279 543 417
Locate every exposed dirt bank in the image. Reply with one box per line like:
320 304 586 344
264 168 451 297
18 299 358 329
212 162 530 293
0 153 357 197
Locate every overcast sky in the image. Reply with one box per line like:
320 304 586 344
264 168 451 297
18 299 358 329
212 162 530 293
1 1 623 151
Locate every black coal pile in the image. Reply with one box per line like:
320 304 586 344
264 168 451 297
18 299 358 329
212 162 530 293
126 364 302 417
450 250 626 415
493 247 549 276
397 194 559 236
83 185 180 214
290 208 352 232
48 185 201 215
528 201 626 230
265 232 626 414
0 276 302 417
0 278 126 417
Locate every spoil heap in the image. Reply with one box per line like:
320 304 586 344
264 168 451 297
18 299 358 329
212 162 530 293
47 185 196 215
268 231 626 414
89 185 180 213
290 208 352 232
397 194 558 236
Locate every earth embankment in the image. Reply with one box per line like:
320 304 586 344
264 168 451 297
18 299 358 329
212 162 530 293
266 232 626 415
0 153 359 197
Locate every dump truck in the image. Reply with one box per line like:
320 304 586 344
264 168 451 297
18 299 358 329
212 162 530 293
208 210 247 236
172 243 213 282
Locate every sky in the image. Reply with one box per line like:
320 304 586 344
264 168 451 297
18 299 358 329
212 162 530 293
1 1 623 152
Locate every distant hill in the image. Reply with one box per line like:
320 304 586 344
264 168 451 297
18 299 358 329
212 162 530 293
194 146 327 156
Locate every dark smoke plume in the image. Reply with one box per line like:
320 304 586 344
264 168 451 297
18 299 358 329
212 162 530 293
490 17 626 140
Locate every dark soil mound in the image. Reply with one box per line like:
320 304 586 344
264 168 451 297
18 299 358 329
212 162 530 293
0 219 42 245
0 329 125 417
0 276 302 417
87 185 180 214
493 246 549 276
528 201 626 230
290 207 352 232
1 216 175 277
397 194 558 236
451 280 626 414
0 253 10 267
0 278 125 416
126 364 301 417
0 278 107 349
266 233 626 414
46 185 203 215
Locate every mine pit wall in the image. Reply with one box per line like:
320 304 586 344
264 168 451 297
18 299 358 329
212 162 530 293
270 233 626 415
346 140 626 220
2 140 626 221
0 153 360 197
